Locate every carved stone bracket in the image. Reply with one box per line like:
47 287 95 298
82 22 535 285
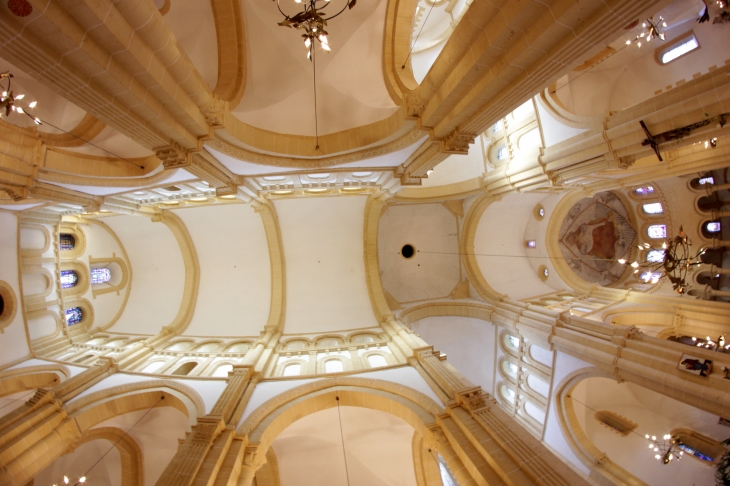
191 416 225 444
441 129 476 154
155 143 190 169
202 97 226 127
455 386 488 412
406 91 428 118
243 445 266 469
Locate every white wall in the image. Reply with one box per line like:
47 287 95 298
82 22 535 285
103 215 185 335
0 212 30 365
411 316 496 395
275 196 379 333
174 204 271 337
421 143 485 187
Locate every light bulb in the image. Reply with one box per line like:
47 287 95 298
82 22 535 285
663 22 667 27
304 38 311 48
640 32 645 37
642 22 647 27
1 91 6 97
644 243 650 248
319 34 328 44
321 43 331 51
307 50 311 60
652 436 656 441
618 259 626 264
16 107 23 113
64 476 69 484
637 41 642 47
631 262 639 268
655 454 661 459
15 94 24 99
79 477 86 483
649 444 654 448
645 435 650 439
626 40 631 45
29 101 37 108
11 105 16 111
691 337 697 341
654 447 659 452
34 117 41 125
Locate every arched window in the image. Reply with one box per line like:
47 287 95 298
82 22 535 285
351 334 375 344
500 385 516 403
672 429 725 464
503 361 518 377
367 354 388 368
657 32 699 64
497 146 507 160
317 338 339 348
640 271 663 283
60 270 78 289
324 360 344 373
493 120 503 132
90 268 111 284
705 221 721 233
698 176 714 185
646 250 665 263
171 362 198 376
505 335 520 350
141 361 166 373
283 363 301 377
642 203 664 214
65 307 82 325
59 234 75 250
212 364 234 377
633 186 655 195
285 341 307 351
647 224 667 239
226 342 250 353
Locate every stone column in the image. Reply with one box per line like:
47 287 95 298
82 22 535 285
156 366 260 486
0 357 118 486
241 329 275 366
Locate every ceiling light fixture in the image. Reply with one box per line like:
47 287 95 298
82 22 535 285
0 71 41 124
274 0 357 151
625 16 666 47
645 434 684 464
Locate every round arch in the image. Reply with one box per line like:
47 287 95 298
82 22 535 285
553 367 645 486
65 380 205 430
0 364 70 398
72 426 143 486
237 377 443 469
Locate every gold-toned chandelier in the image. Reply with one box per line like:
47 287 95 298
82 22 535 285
273 0 357 150
275 0 356 60
0 71 41 124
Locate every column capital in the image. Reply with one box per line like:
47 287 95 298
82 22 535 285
455 387 488 413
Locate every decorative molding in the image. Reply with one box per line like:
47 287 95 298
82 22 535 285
441 130 476 154
156 143 191 169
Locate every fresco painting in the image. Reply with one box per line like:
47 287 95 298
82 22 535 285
558 191 636 286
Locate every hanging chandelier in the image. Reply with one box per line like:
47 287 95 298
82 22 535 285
273 0 356 150
618 226 705 294
646 433 684 464
0 71 41 124
274 0 356 60
626 16 667 47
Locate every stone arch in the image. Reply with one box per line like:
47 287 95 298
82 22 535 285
382 0 419 104
66 380 205 429
237 377 443 472
59 261 90 298
399 302 494 327
19 224 51 255
553 367 645 486
362 349 397 368
0 364 70 398
72 426 143 486
88 254 130 298
0 279 19 333
63 298 95 332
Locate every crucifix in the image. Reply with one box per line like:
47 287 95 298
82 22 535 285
640 112 728 161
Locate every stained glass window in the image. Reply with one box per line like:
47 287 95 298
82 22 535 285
59 234 75 250
647 224 667 239
642 203 664 214
677 443 713 462
634 186 654 195
646 250 665 263
90 268 111 284
65 307 82 325
640 271 663 284
698 176 714 185
526 240 536 248
706 221 721 233
60 270 78 289
538 208 545 217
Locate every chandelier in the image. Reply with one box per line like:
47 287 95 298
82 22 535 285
626 16 666 47
273 0 356 150
646 434 684 464
275 0 356 59
0 71 40 124
619 226 704 294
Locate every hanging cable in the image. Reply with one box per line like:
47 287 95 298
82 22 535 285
313 43 320 151
402 0 437 69
0 389 36 413
335 395 352 486
69 395 164 485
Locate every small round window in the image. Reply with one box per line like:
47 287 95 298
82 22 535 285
401 244 415 259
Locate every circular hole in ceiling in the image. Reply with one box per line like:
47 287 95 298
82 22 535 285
401 244 415 259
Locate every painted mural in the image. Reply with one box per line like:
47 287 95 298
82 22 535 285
558 191 636 286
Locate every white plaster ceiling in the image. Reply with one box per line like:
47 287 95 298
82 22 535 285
235 0 398 136
40 170 197 196
272 406 418 486
103 215 186 335
35 440 121 486
63 125 154 159
474 192 556 300
420 143 485 187
174 204 271 337
274 196 379 333
378 203 461 303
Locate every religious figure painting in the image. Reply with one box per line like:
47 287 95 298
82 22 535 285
558 191 637 286
677 353 713 377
